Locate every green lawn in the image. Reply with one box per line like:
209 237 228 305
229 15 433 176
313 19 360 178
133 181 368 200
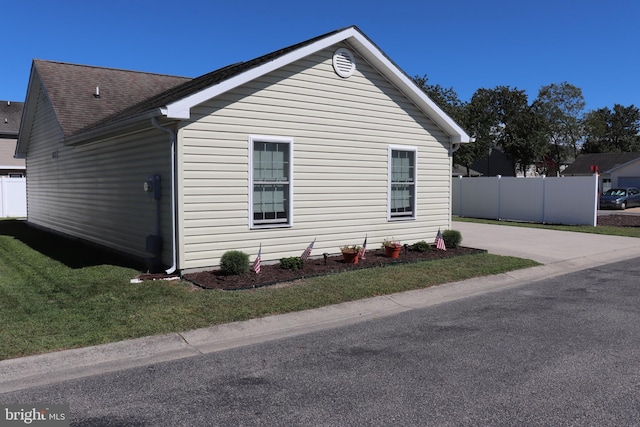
453 216 640 238
0 219 555 361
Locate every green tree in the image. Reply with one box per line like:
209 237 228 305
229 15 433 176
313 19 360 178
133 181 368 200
582 104 640 153
466 86 547 176
533 82 585 175
412 75 476 175
412 74 465 124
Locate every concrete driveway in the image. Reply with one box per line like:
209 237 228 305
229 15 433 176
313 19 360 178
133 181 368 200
453 220 640 265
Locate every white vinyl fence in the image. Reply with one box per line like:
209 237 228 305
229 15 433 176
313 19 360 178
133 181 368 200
0 177 26 218
452 175 598 226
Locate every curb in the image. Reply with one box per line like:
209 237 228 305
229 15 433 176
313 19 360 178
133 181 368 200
3 246 640 394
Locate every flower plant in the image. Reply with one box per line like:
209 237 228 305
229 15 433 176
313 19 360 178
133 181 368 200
382 238 401 248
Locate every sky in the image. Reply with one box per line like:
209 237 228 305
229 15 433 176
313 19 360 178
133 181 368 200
2 0 638 112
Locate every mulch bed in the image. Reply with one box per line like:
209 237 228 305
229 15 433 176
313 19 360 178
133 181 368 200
182 214 639 291
184 246 485 291
597 214 640 227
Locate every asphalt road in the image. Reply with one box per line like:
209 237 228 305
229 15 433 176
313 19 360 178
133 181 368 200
3 257 640 426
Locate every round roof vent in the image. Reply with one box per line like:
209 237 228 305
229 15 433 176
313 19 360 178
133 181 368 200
333 48 356 78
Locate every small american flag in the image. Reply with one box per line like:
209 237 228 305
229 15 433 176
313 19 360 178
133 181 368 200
253 244 262 274
301 238 315 260
435 228 447 251
359 235 367 259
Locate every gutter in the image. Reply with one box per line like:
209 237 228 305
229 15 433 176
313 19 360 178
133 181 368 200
151 117 178 274
451 136 475 154
64 110 162 146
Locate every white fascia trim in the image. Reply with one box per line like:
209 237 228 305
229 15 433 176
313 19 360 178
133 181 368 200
162 27 470 144
349 36 471 144
605 157 640 174
164 29 362 120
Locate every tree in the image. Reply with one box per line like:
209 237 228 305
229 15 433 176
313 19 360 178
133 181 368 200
533 82 585 175
412 75 477 175
582 104 640 153
465 86 547 176
412 74 465 124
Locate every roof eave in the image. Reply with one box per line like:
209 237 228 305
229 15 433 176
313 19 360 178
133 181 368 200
15 63 44 158
63 109 165 146
345 31 471 144
163 26 471 144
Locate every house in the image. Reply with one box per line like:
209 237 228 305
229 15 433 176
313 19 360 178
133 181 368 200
452 164 482 177
470 148 516 177
562 152 640 193
16 26 471 273
0 101 26 177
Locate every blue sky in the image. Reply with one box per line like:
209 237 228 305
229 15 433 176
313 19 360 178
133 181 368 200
3 0 638 112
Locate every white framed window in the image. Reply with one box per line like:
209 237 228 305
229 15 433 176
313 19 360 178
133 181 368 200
249 135 294 228
388 145 417 220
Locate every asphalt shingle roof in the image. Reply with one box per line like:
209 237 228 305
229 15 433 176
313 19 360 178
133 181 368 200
34 60 191 137
34 27 348 138
563 152 640 174
0 100 24 137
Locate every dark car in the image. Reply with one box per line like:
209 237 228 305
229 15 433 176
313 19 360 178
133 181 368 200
599 187 640 210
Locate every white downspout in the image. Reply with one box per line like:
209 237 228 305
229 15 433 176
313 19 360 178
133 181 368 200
151 117 178 274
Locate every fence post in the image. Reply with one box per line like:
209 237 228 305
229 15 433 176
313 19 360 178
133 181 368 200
497 175 502 220
458 175 463 217
541 175 546 224
0 177 5 217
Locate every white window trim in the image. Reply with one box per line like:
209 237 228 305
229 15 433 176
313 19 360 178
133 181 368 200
249 135 294 229
388 145 417 221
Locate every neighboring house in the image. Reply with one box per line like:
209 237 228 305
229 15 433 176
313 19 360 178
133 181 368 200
0 101 26 177
470 148 515 177
16 26 471 273
562 152 640 193
452 164 482 177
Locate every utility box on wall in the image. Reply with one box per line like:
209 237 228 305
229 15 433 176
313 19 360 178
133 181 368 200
144 174 161 200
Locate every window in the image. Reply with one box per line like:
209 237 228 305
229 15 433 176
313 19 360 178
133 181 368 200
250 136 293 228
388 146 416 220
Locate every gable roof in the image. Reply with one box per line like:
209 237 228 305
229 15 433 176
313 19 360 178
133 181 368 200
17 26 471 153
31 60 190 137
0 100 24 138
157 26 471 144
84 27 346 133
562 152 640 175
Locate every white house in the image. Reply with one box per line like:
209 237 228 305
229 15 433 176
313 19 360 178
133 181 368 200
562 152 640 193
0 100 26 178
16 26 471 273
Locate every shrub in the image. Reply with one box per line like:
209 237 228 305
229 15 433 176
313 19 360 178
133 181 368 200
280 256 304 270
220 250 250 275
410 240 432 252
443 230 462 249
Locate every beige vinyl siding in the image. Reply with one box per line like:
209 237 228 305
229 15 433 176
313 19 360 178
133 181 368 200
178 45 452 270
26 83 172 264
0 138 25 173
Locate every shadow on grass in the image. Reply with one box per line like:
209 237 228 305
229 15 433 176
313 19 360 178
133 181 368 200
0 219 145 270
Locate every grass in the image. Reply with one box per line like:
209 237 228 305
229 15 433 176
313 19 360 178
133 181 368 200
0 219 544 361
453 216 640 238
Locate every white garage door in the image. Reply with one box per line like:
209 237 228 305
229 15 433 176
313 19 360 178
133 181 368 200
618 177 640 188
